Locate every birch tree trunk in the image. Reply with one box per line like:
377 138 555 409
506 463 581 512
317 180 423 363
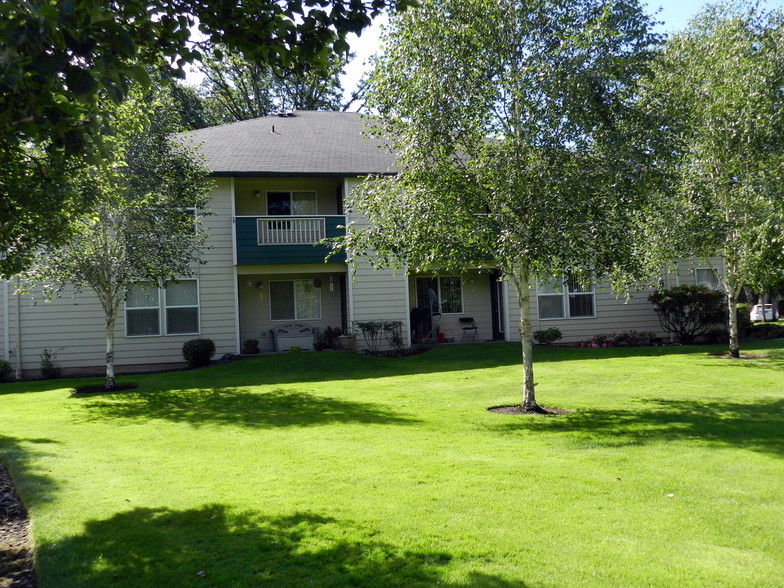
511 265 539 411
105 312 117 390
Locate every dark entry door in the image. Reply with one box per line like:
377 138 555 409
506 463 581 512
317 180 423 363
490 271 506 341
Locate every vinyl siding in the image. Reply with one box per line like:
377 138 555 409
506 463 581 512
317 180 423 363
408 272 495 342
345 178 411 351
5 178 239 377
237 268 345 352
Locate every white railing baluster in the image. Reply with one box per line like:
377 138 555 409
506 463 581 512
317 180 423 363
256 217 326 245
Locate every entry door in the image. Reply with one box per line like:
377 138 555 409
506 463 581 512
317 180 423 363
490 272 506 341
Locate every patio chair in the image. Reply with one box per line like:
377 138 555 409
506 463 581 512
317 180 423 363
460 317 478 342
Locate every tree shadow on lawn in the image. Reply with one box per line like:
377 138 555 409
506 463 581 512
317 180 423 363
490 398 784 457
0 434 60 504
36 504 526 587
69 388 421 429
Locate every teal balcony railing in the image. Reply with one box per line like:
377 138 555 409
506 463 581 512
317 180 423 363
235 216 346 265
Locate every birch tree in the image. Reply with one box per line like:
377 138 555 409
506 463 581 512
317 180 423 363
340 0 672 411
643 1 784 357
22 92 211 389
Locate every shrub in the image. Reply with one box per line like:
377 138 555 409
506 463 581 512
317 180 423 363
182 338 216 368
533 327 562 345
0 360 12 382
40 348 62 379
353 320 405 354
648 285 725 344
736 302 753 333
747 323 784 340
289 345 302 352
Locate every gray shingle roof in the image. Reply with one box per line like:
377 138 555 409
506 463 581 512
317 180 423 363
178 111 397 176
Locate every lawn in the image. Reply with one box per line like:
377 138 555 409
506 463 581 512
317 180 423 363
1 342 783 587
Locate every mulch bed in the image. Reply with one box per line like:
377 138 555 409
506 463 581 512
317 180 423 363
0 464 35 588
70 383 138 395
707 353 768 359
488 405 572 416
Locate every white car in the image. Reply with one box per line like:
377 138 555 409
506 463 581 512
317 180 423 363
750 304 779 322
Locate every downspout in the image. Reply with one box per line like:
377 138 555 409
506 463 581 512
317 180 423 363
230 177 241 355
14 277 21 379
2 280 9 362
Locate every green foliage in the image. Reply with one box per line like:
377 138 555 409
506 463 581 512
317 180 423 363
649 285 726 344
341 0 667 408
747 323 784 340
577 331 656 347
19 88 212 388
182 339 216 368
0 0 411 277
533 328 562 345
0 360 12 382
39 348 62 380
352 320 404 355
196 46 347 125
736 302 754 333
642 1 784 355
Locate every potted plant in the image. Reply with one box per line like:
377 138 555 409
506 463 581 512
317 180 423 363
242 338 259 354
337 331 357 350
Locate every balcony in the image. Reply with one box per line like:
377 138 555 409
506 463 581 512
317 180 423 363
235 216 346 265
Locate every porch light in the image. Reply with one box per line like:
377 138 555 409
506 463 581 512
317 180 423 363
253 190 261 199
313 278 322 288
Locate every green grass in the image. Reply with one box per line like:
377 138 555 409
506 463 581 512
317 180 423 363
1 342 783 587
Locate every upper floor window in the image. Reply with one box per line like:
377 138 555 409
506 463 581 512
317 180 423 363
267 191 317 216
537 275 595 320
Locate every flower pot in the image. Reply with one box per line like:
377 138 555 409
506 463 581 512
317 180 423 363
243 342 259 354
337 335 356 351
437 332 445 343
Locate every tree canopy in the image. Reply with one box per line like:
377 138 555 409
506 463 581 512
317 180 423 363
195 47 346 125
20 88 212 389
341 0 669 410
0 0 412 277
642 0 784 357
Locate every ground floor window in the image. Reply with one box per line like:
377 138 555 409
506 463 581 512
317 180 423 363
537 275 595 319
695 268 722 290
269 279 322 321
126 280 200 336
416 276 463 314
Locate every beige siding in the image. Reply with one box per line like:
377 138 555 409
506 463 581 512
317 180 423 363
408 271 495 343
345 178 411 351
6 178 239 378
234 178 343 216
237 268 346 352
0 281 7 362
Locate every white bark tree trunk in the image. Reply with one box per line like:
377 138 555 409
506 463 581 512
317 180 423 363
512 265 539 411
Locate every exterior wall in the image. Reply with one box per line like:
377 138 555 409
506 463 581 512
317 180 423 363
1 281 7 362
2 178 239 378
237 267 346 352
344 178 411 351
408 271 496 343
234 177 342 216
502 258 726 345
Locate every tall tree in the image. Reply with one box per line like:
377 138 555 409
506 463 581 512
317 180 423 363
21 90 212 390
643 1 784 357
340 0 669 411
196 47 345 124
0 0 412 278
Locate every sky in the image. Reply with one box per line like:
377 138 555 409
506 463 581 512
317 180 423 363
340 0 784 102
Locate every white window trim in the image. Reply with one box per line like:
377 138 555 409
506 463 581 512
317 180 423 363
265 190 318 216
416 276 464 315
125 279 201 337
268 279 323 322
537 276 596 320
